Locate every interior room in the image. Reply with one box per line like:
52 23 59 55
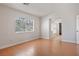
0 3 79 56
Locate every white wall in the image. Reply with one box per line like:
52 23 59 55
60 4 76 43
61 13 76 43
0 5 40 49
41 16 50 39
41 4 76 43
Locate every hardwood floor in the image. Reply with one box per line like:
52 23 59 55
0 38 78 56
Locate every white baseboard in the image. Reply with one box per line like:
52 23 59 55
62 39 76 44
0 37 39 49
40 36 49 39
41 37 49 39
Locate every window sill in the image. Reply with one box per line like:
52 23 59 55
16 31 34 34
16 31 25 33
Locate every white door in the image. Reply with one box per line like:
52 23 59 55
76 15 79 44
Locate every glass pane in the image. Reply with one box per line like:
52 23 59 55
25 17 34 32
16 18 25 32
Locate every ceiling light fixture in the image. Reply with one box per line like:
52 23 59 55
23 3 30 5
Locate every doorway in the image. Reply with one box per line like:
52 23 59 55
50 18 62 40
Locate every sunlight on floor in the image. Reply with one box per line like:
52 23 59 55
16 46 35 56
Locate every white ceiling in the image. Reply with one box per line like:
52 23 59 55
1 3 79 17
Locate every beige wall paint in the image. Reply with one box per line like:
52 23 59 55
0 5 40 49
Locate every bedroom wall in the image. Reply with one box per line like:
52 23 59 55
40 16 50 39
0 5 40 49
41 4 76 43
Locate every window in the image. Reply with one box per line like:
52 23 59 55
16 16 34 33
